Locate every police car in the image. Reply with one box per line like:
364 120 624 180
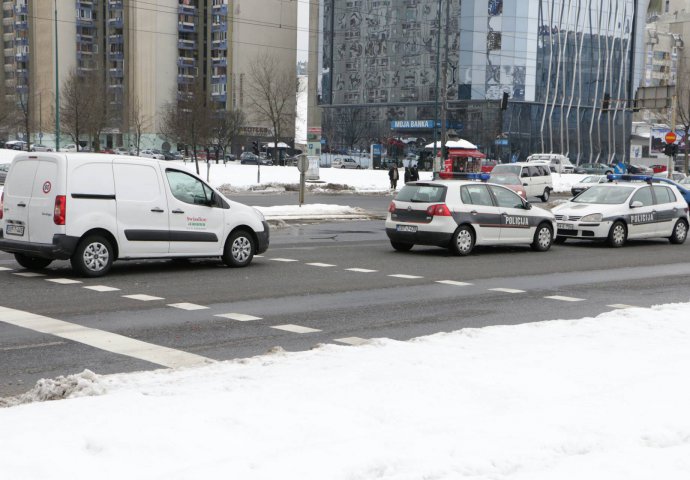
552 177 689 247
385 175 556 255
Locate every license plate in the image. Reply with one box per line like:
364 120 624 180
6 224 25 236
396 224 417 233
557 223 572 230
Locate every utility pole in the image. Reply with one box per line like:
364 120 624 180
439 0 450 168
432 0 442 173
54 0 60 151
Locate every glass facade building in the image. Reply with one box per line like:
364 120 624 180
320 0 648 162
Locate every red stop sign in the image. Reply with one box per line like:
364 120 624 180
665 131 677 144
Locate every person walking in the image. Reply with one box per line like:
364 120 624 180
388 162 399 190
404 166 411 184
410 164 420 181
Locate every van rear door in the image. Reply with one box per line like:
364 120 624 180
2 157 39 242
28 157 63 244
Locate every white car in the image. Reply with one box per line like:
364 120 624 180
386 179 556 255
570 175 607 196
140 149 165 160
59 144 78 152
527 153 575 174
331 157 361 169
552 182 689 247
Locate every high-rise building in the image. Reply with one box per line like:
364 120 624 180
317 0 649 163
1 0 297 151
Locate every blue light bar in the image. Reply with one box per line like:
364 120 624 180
434 172 490 181
607 174 653 183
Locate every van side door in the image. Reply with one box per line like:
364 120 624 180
163 169 226 255
2 158 39 243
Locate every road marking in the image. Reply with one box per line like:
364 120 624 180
334 337 368 346
46 278 83 285
271 324 321 334
255 255 264 258
345 268 378 273
489 288 526 293
0 306 212 368
215 313 262 322
608 304 638 309
388 274 423 279
306 262 336 267
436 280 473 286
168 302 209 311
545 295 585 302
270 258 299 262
0 341 65 352
84 285 120 292
0 267 14 271
12 272 46 278
122 294 164 301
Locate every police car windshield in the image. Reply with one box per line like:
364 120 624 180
396 184 446 203
573 185 634 204
489 173 520 185
491 164 520 175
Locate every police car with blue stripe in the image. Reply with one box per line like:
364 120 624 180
552 175 689 247
385 174 556 255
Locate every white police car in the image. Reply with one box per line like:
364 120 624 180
552 178 689 247
385 176 556 255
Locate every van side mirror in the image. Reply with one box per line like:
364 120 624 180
630 201 643 208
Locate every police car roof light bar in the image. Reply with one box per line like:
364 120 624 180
607 174 654 184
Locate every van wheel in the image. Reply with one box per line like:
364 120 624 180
540 188 550 202
14 253 52 270
607 221 627 248
450 225 475 256
71 235 114 277
390 241 413 252
531 223 553 251
669 218 688 244
223 230 255 267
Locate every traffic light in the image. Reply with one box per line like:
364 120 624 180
500 91 509 111
602 93 610 111
664 143 679 156
252 141 259 155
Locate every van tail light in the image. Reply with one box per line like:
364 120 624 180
54 195 66 225
388 201 396 213
0 192 3 220
426 204 452 216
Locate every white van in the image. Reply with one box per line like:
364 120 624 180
490 162 554 201
526 153 574 174
0 153 269 276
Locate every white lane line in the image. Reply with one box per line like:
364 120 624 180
271 324 322 334
345 268 378 273
46 278 83 285
254 255 264 258
545 295 585 302
489 288 526 294
122 294 164 302
436 280 473 286
0 341 65 352
334 337 369 346
0 306 212 368
388 274 423 279
215 313 262 322
168 302 209 311
270 258 299 262
12 272 46 278
306 263 336 268
0 267 14 271
83 285 120 292
608 304 638 309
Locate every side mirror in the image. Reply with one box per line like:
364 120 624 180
523 202 532 210
630 200 643 208
523 183 528 186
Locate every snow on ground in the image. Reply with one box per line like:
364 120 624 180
1 303 690 479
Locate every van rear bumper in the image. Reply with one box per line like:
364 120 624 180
0 232 79 260
256 221 270 254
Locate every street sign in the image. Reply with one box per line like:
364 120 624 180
665 132 677 144
297 155 309 173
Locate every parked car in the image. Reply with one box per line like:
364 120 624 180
627 164 653 174
224 153 236 162
240 152 272 165
651 164 668 174
114 147 129 155
579 162 614 175
488 172 527 198
331 157 362 169
140 149 165 160
570 175 608 196
4 140 27 151
669 172 687 182
0 162 10 184
30 144 53 152
491 162 553 201
526 153 575 173
60 144 78 152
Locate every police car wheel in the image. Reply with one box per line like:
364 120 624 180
223 230 255 267
14 253 53 270
669 219 688 244
71 235 114 277
450 225 475 256
531 223 553 252
607 221 627 248
390 241 413 252
540 188 550 202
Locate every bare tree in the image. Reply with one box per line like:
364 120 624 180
60 69 91 151
0 98 18 143
129 95 149 156
16 93 31 150
211 109 246 163
83 69 109 152
330 107 371 151
160 78 212 174
676 56 690 174
246 51 299 165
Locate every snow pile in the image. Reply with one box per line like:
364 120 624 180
2 303 690 479
0 370 104 408
257 203 375 221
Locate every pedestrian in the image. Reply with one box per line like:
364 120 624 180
404 166 411 184
410 164 420 181
388 162 399 190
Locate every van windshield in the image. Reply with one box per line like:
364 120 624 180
491 164 520 175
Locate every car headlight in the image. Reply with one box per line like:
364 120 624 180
580 213 603 222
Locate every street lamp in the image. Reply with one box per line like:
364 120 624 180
54 0 60 151
432 0 442 173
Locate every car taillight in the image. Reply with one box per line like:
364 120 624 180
388 201 396 213
426 204 452 216
54 195 66 225
0 192 3 220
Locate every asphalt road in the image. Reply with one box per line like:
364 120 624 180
2 209 690 397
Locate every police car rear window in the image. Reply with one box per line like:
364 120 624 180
396 184 446 203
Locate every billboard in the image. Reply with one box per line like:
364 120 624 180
650 127 686 154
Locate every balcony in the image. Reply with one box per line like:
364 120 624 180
109 67 123 78
211 39 227 49
177 74 195 85
177 38 196 50
108 0 123 9
211 93 227 103
211 56 227 67
14 19 28 30
3 63 15 73
211 22 227 33
178 21 196 33
108 83 124 90
108 34 124 44
14 4 27 14
76 50 94 59
108 17 123 28
77 34 94 43
177 57 196 68
16 84 28 93
109 51 124 60
14 52 27 62
14 37 28 46
178 4 196 15
3 18 13 27
16 68 28 78
212 3 228 15
211 74 226 84
3 47 13 56
76 17 94 27
77 0 94 5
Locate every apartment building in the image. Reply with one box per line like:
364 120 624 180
1 0 297 150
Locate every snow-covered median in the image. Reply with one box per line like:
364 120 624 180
257 203 376 221
2 303 690 479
